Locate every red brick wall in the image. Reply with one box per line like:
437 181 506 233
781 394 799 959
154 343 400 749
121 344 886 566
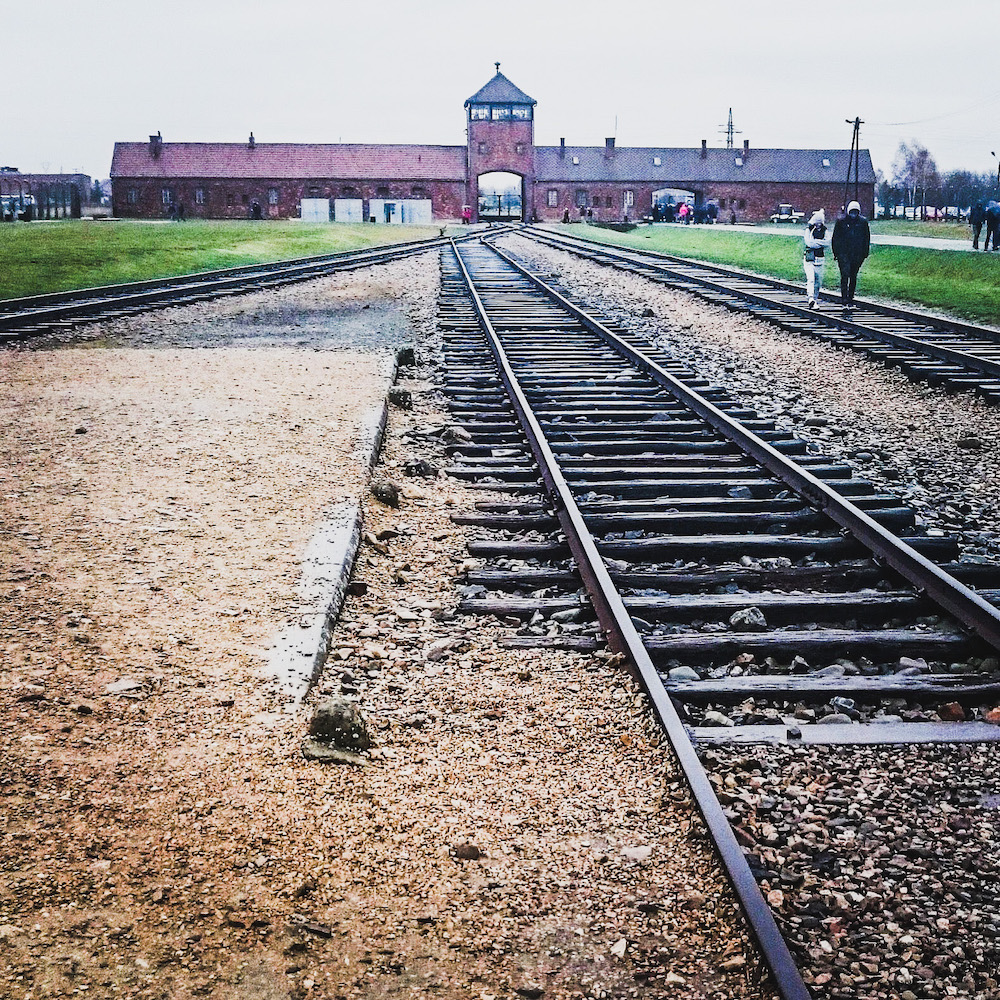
532 181 874 223
111 178 467 221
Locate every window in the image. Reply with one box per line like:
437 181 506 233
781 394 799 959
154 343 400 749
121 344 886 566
624 190 634 207
547 189 558 207
226 192 234 207
512 106 531 120
241 193 249 205
734 156 743 167
376 186 390 197
127 188 137 204
515 143 525 154
470 104 489 120
268 187 278 205
572 156 580 165
161 188 173 205
738 199 746 209
195 188 205 205
308 187 320 196
822 158 831 168
606 196 612 208
653 156 661 166
411 187 426 198
478 142 486 154
491 106 511 121
575 190 588 208
719 198 726 208
342 186 356 196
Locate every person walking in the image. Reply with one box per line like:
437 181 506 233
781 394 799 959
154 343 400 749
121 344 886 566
831 200 870 310
970 201 986 249
802 209 830 308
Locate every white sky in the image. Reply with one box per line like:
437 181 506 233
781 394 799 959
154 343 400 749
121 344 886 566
6 0 999 182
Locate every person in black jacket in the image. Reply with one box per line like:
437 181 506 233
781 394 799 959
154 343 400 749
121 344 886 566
831 200 871 310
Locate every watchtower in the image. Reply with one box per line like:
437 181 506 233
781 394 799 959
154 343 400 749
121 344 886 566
464 65 536 221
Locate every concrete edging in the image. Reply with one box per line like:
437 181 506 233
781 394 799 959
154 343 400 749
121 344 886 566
267 349 404 702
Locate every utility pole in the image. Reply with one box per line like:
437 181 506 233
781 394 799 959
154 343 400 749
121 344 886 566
844 117 863 210
718 108 741 150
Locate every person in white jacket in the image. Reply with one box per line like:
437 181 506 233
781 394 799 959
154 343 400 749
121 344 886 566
803 209 831 308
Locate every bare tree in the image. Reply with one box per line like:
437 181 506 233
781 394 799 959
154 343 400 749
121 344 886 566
891 141 940 219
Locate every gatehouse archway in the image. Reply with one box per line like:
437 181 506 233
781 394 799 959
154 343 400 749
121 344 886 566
477 171 522 221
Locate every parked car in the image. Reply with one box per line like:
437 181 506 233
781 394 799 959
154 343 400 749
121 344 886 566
770 204 805 223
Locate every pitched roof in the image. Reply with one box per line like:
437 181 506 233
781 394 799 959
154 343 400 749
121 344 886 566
110 142 467 181
464 71 536 107
536 146 876 185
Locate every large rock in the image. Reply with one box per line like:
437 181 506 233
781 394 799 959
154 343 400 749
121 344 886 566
302 697 372 764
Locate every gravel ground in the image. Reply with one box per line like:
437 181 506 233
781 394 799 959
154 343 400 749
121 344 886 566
0 253 773 1000
495 234 1000 998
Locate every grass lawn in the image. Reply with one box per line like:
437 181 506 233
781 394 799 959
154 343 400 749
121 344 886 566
870 219 971 240
0 219 443 300
546 223 1000 328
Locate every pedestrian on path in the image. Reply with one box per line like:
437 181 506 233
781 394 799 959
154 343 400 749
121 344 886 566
802 210 829 308
831 200 871 310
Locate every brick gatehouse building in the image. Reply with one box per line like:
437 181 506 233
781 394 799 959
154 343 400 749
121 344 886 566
110 68 875 224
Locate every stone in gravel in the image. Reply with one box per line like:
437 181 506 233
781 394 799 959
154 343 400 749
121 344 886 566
387 387 412 409
957 436 983 450
451 843 483 861
668 666 700 681
404 458 437 478
622 845 653 862
985 707 1000 725
609 939 627 958
704 710 735 727
938 702 965 721
105 678 142 694
550 608 583 623
816 713 853 724
729 607 767 631
896 656 929 673
804 416 828 427
371 480 401 507
442 425 472 443
307 696 372 751
728 486 754 499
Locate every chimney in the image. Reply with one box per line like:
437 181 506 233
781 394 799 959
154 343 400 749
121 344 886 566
559 137 566 158
605 137 615 154
248 132 255 149
149 131 163 158
701 139 707 160
743 138 750 159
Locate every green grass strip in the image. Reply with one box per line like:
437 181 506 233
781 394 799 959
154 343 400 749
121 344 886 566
548 223 1000 328
0 219 443 300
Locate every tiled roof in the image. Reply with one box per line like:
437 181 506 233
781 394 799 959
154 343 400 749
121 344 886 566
110 142 467 181
535 146 876 185
464 71 536 107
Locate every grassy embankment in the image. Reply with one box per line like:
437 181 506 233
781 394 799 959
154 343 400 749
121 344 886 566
553 223 1000 328
0 219 443 300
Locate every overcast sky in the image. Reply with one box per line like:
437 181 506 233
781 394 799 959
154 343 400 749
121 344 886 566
7 0 999 182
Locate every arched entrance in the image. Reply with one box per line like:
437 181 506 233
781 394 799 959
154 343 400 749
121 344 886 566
477 171 522 222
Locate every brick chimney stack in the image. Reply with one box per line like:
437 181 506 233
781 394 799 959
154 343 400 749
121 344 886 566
559 137 565 158
605 137 615 155
743 138 750 159
701 139 707 159
149 131 163 158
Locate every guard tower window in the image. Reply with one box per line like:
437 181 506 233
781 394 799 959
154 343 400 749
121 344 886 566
491 106 511 121
470 104 490 120
195 188 205 205
547 189 558 207
512 106 532 120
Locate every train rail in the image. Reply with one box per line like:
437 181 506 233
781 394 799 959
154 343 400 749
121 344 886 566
0 231 483 343
516 225 1000 403
438 235 1000 998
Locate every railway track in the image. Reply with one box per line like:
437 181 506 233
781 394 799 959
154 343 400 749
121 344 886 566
438 235 1000 998
0 231 481 343
516 225 1000 403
